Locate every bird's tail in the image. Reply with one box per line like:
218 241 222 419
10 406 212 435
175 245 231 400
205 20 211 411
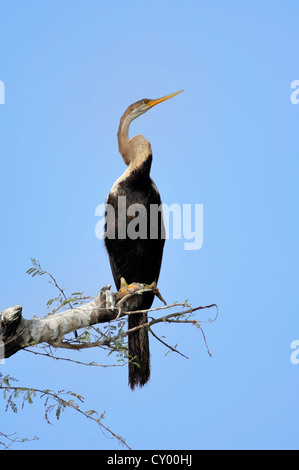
128 312 150 390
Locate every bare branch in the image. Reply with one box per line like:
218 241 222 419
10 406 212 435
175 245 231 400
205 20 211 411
0 285 127 358
149 328 189 359
0 283 218 363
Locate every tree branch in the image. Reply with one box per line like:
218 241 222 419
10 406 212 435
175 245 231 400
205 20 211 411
0 285 142 359
0 284 218 361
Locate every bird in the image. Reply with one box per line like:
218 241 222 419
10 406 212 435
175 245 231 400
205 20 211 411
104 90 183 389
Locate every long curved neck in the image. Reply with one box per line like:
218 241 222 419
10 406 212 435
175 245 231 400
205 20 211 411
117 110 135 166
117 109 152 173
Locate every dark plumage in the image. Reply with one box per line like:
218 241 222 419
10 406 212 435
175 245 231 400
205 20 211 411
104 91 183 389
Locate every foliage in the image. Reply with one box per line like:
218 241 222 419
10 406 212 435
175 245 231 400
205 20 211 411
0 259 134 450
0 258 217 449
0 372 130 450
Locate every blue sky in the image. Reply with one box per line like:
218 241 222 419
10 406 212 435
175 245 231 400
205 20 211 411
0 0 298 450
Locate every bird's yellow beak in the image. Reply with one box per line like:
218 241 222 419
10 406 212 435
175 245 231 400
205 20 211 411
148 90 184 108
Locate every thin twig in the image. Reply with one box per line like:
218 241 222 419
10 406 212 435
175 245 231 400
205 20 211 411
0 384 130 449
23 348 126 368
149 328 189 359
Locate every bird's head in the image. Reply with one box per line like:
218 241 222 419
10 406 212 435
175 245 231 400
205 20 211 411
126 89 184 121
117 90 184 166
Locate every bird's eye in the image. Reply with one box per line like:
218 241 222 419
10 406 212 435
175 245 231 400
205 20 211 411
143 99 149 105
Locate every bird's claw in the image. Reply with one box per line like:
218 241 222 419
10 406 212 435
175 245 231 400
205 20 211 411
115 278 167 319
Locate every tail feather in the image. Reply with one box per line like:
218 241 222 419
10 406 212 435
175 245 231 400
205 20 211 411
128 312 150 390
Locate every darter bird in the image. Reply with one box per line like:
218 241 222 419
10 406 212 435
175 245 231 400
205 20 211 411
104 90 183 389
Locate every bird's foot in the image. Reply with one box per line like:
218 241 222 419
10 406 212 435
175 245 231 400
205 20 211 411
115 278 167 313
